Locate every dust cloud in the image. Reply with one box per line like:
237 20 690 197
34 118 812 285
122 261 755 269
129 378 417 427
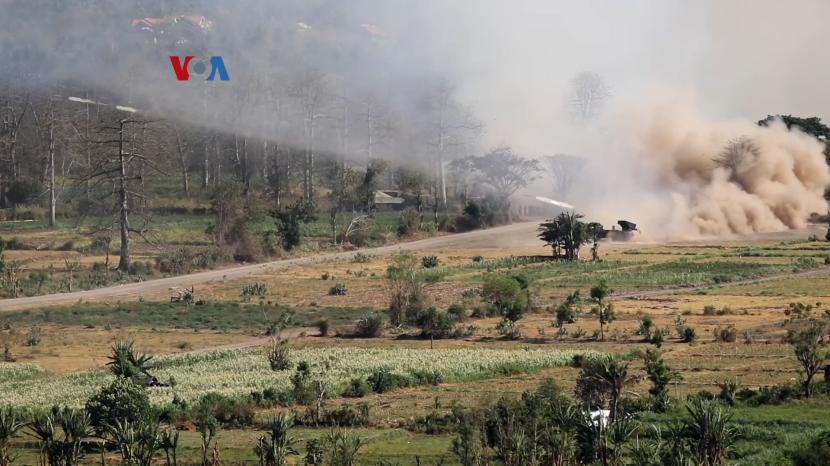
569 94 830 239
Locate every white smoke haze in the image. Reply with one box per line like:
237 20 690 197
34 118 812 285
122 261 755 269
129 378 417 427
2 0 829 238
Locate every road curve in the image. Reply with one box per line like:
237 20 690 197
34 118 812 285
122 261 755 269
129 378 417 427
0 222 543 312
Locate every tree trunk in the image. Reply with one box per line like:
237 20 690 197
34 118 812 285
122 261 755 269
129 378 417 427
48 117 56 227
117 120 131 272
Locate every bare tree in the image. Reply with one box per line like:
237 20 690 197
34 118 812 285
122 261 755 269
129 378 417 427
567 72 610 121
0 87 30 205
360 93 394 163
84 114 159 272
714 136 759 173
423 80 482 213
289 70 330 202
544 154 585 200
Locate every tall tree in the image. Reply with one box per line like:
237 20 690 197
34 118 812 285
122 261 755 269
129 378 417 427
423 80 481 212
567 72 610 121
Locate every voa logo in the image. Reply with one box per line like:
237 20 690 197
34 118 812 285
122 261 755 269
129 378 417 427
169 56 229 81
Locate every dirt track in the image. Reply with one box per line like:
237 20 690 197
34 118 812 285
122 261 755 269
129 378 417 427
1 221 826 312
0 222 545 312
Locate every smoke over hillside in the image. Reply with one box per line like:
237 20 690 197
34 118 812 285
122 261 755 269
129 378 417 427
1 0 829 238
573 95 830 238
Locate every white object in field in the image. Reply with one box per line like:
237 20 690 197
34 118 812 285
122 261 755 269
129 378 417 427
590 409 610 427
535 196 575 210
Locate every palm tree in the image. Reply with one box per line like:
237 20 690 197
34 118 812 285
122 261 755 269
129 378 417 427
326 430 362 466
538 212 589 260
107 339 154 378
683 399 735 466
106 417 161 466
255 413 298 466
0 407 24 466
29 407 92 466
160 427 179 466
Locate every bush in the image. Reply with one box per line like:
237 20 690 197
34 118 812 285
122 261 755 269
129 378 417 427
352 252 371 263
315 318 330 337
367 367 410 393
702 305 717 316
85 378 151 433
196 393 256 426
496 319 522 340
421 255 440 268
128 260 154 277
397 208 421 237
328 283 348 296
789 431 830 465
342 378 371 398
241 282 267 301
650 329 665 347
415 307 458 339
25 326 42 346
354 313 385 338
481 274 530 321
447 303 467 321
682 326 697 343
557 291 581 325
715 325 738 342
453 195 508 232
268 340 291 371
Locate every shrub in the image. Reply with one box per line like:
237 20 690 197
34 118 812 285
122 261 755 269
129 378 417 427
421 255 440 268
328 283 348 296
703 305 717 316
682 326 697 343
472 255 484 263
197 393 256 426
352 252 371 263
715 325 738 342
342 378 371 398
354 313 385 338
650 329 666 347
25 326 42 346
241 282 267 301
128 260 154 277
447 303 467 321
496 319 522 340
481 274 530 322
315 318 330 337
553 291 581 327
397 208 421 237
386 254 426 326
268 340 292 371
85 378 151 433
415 307 458 339
635 314 654 338
789 431 830 466
367 367 410 393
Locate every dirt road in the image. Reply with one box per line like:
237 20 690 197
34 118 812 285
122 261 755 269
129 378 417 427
0 222 544 312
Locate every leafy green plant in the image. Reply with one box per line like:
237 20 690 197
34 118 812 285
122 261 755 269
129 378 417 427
107 339 153 378
354 314 384 338
85 377 151 434
268 340 292 371
421 255 440 268
241 282 267 301
328 283 348 296
481 274 530 322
